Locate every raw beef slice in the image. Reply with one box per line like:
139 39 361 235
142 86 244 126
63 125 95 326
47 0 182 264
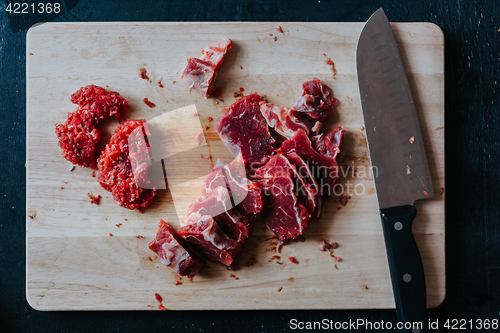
188 186 252 243
214 94 275 169
181 38 233 97
177 214 242 266
279 129 339 197
293 78 337 123
311 126 346 160
149 220 204 278
259 101 312 139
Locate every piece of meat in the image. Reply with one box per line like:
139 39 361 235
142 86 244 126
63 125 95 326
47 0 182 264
310 126 346 160
148 220 204 279
177 215 241 266
214 94 275 168
285 152 322 217
279 129 338 198
181 38 233 97
203 160 264 217
254 153 316 215
188 186 252 243
55 85 129 168
257 171 310 243
97 119 157 211
293 78 337 123
259 101 312 139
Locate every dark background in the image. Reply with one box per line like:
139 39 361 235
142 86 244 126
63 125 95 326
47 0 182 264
1 0 499 332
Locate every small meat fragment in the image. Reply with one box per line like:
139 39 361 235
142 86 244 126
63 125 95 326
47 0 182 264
293 78 337 123
87 192 101 205
97 119 157 211
288 256 298 264
177 215 242 266
259 102 312 139
318 239 331 251
148 220 204 279
279 130 339 197
139 68 149 80
188 186 252 243
55 85 129 168
154 293 163 303
255 168 310 243
143 98 156 108
158 304 167 310
214 94 275 168
181 39 233 97
310 126 346 160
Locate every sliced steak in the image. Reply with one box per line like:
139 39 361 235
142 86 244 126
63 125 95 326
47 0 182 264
148 220 204 279
177 215 241 266
214 94 275 169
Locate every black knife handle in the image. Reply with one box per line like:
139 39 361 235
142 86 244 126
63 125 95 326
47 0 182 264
380 205 427 333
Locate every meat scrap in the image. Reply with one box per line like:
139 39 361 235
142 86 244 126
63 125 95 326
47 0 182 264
311 126 346 160
181 38 233 97
97 119 157 211
188 186 252 243
177 215 242 266
55 85 129 169
148 220 204 279
87 192 101 205
215 94 275 169
293 78 337 123
259 101 312 139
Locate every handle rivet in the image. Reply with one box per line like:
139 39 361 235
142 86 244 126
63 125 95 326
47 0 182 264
403 273 412 282
394 222 403 231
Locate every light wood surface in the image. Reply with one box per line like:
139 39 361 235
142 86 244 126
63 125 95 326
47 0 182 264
26 22 445 310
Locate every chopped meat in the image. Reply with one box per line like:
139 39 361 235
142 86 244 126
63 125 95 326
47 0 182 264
97 119 157 211
214 94 275 168
188 186 252 243
311 121 323 135
139 68 149 80
318 239 332 251
293 78 337 123
203 160 264 217
177 215 242 266
259 101 312 139
255 167 310 243
143 98 156 108
181 38 233 97
310 126 346 160
284 151 322 217
254 153 316 215
87 192 101 205
279 130 339 197
148 220 204 279
55 85 129 168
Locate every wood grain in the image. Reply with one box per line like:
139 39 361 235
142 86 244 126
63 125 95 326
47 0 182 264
26 22 444 310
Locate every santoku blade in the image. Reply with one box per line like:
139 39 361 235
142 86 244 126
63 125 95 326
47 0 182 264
356 8 434 210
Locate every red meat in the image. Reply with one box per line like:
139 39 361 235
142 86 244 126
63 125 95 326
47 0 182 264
148 220 204 279
177 215 241 266
97 119 156 211
259 101 312 139
55 85 129 168
279 129 339 197
181 38 233 97
188 186 252 243
311 126 346 160
293 78 337 123
214 94 275 169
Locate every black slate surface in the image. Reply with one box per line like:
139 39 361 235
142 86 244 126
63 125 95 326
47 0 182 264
1 0 499 332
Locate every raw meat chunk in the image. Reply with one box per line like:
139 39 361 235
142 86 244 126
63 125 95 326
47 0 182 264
203 160 264 217
256 170 310 243
311 126 346 160
181 38 233 97
279 129 339 197
148 220 204 279
259 101 312 139
188 186 252 243
97 119 157 211
214 94 275 168
293 78 337 123
55 85 129 168
254 153 316 215
177 215 241 266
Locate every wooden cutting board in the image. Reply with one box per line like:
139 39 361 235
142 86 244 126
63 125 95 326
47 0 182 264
26 22 445 310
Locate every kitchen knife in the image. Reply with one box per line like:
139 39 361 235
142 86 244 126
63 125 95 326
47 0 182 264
356 8 434 332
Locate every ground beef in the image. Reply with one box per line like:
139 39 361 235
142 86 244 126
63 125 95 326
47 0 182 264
97 119 156 211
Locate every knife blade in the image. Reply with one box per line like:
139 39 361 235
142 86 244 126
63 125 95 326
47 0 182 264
356 8 434 332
